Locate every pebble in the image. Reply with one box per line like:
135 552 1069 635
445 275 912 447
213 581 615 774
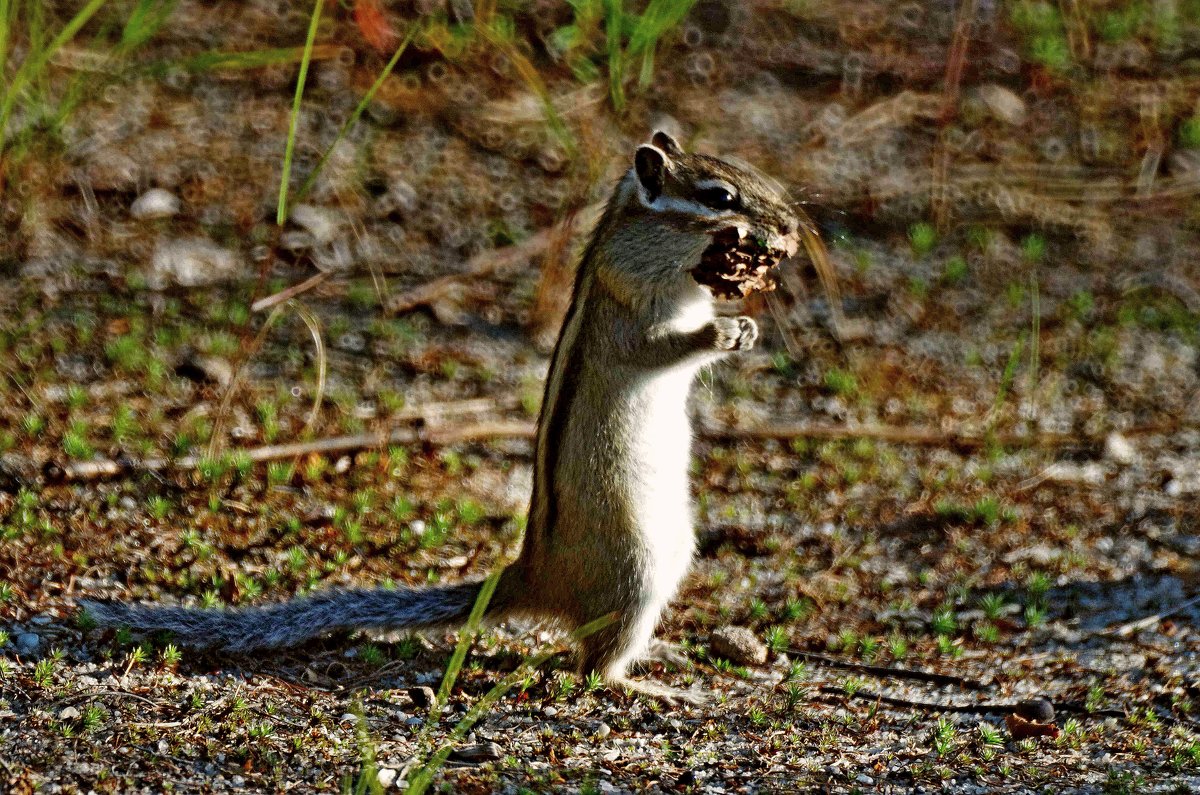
543 706 558 717
131 189 181 219
1104 432 1136 465
290 204 343 245
710 626 768 666
449 742 502 762
594 722 611 739
230 774 245 787
975 84 1026 125
856 773 874 786
407 686 435 708
149 238 242 289
59 706 80 720
376 768 398 788
16 632 40 654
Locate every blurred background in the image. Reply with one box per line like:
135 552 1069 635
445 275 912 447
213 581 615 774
2 1 1200 791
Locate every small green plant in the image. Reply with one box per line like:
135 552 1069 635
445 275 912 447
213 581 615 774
931 715 957 756
1010 1 1072 72
1024 603 1048 628
147 495 171 521
1021 233 1047 262
942 255 968 284
21 413 45 438
930 606 957 636
823 367 858 397
908 221 937 256
1179 115 1200 149
764 626 789 654
267 461 294 486
62 428 95 460
978 722 1004 748
81 704 105 733
359 644 386 666
974 622 1000 644
584 670 603 692
161 644 182 668
33 657 55 687
979 593 1007 621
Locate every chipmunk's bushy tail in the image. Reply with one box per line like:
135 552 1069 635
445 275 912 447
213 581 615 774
80 580 504 653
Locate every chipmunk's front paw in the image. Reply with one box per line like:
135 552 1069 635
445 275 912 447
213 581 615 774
713 316 758 352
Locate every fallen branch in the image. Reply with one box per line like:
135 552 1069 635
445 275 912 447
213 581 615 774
1099 591 1200 638
47 421 535 483
817 686 1126 720
385 203 601 317
37 415 1184 484
703 421 1085 450
251 271 331 313
788 649 986 690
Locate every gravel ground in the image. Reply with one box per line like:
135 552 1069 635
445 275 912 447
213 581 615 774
3 1 1200 792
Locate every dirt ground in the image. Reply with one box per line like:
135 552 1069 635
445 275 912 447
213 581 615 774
2 1 1200 793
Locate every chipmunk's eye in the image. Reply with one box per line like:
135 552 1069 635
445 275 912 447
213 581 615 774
696 187 738 211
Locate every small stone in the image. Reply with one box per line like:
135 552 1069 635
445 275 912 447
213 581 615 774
339 713 358 723
542 706 558 717
856 773 874 786
230 774 246 787
1104 432 1136 465
15 633 40 654
149 238 242 289
449 742 502 762
594 722 611 739
59 706 80 720
290 204 343 245
376 768 398 789
407 686 435 708
29 615 53 626
131 189 181 220
975 84 1026 126
710 626 768 666
1014 698 1055 723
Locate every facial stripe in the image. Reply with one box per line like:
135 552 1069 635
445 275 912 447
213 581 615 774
634 189 733 220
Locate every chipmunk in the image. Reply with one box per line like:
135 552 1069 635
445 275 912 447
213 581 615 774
82 131 801 703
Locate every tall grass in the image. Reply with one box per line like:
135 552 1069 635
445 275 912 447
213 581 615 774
295 23 417 203
0 0 109 154
276 0 325 226
405 612 616 795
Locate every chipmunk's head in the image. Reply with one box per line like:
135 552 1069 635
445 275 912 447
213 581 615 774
629 132 801 298
632 132 797 237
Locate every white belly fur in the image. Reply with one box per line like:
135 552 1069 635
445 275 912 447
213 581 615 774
627 363 700 608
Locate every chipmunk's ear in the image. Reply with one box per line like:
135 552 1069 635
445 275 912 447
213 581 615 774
634 145 669 203
650 130 683 158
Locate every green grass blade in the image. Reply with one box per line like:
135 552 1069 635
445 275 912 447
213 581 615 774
406 612 616 795
0 0 12 89
118 0 177 54
277 0 325 226
169 46 327 73
428 568 502 724
295 23 417 203
604 0 625 110
627 0 697 56
0 0 109 150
